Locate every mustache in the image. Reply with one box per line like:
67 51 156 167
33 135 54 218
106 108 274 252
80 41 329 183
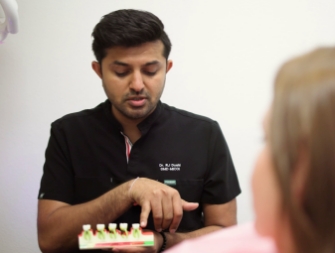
123 90 150 99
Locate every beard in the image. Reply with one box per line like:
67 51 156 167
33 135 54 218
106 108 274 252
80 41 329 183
113 100 155 120
103 78 165 121
110 90 160 120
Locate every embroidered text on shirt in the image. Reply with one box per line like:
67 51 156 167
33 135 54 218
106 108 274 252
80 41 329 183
159 163 181 171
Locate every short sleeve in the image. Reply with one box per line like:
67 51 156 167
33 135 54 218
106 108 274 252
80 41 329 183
38 121 75 204
202 121 241 204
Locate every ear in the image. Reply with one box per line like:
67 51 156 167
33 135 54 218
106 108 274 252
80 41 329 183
92 61 102 79
166 60 173 73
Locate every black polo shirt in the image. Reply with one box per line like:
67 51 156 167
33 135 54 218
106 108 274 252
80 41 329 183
39 100 240 235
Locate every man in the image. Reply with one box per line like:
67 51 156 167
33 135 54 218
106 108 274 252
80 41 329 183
37 9 241 253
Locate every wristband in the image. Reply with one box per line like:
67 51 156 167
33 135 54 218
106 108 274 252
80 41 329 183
158 231 167 252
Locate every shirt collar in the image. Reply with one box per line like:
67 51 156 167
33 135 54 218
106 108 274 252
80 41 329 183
104 99 163 135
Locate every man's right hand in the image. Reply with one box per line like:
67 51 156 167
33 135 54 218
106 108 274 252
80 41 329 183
128 178 199 233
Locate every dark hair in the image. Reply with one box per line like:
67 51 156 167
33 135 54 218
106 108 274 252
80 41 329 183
92 9 172 63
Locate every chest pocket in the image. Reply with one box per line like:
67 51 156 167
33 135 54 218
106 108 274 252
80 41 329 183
167 179 204 202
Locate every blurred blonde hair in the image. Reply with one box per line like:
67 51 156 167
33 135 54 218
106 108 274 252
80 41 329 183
271 47 335 253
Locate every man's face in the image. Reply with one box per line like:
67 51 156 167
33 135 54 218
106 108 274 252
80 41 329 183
92 40 172 123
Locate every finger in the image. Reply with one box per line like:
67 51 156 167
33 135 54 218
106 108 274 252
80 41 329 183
169 194 183 233
182 199 199 211
151 196 163 232
139 201 151 228
161 195 173 230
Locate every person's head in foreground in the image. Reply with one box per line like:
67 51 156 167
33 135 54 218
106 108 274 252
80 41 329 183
253 47 335 253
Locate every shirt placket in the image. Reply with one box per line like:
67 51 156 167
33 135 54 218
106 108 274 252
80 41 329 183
121 132 133 163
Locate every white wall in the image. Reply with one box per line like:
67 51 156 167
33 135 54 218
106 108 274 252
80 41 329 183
0 0 334 252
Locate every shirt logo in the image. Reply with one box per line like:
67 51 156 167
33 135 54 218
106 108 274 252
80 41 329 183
159 163 181 171
164 179 177 186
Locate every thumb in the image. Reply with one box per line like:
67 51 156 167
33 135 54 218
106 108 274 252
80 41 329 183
181 199 199 211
